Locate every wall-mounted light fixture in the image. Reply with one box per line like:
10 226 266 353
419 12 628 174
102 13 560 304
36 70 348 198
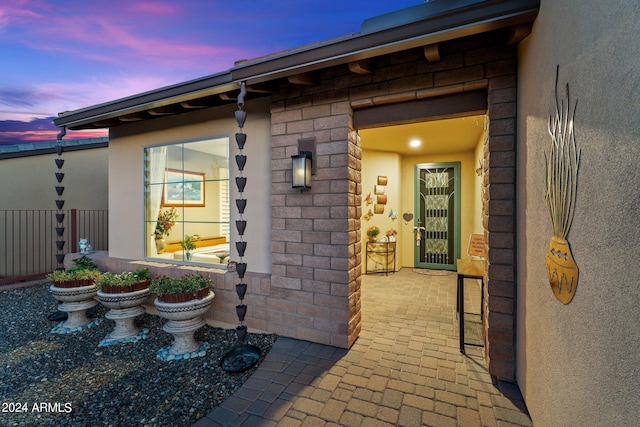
291 137 316 191
291 151 312 190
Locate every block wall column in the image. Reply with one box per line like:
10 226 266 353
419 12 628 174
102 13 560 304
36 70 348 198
270 88 359 348
484 57 518 381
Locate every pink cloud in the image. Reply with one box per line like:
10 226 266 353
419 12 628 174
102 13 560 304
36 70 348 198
126 2 182 15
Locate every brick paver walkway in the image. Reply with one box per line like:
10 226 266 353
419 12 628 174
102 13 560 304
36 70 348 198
194 268 531 426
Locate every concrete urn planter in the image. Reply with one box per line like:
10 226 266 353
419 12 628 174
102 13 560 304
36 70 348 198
49 283 101 333
154 291 215 361
97 286 151 346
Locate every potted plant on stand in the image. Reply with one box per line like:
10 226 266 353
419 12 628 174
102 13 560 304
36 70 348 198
366 225 381 242
149 273 215 361
47 256 103 334
155 207 179 254
95 268 152 346
179 234 199 261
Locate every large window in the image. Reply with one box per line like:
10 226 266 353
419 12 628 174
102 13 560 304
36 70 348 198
144 137 230 265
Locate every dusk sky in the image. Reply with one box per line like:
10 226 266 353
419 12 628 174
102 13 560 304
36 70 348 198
0 0 421 145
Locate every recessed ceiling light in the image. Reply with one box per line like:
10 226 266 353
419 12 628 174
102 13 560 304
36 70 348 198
409 138 421 148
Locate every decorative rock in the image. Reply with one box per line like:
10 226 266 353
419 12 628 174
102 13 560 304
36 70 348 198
99 327 149 347
156 341 211 362
51 317 103 334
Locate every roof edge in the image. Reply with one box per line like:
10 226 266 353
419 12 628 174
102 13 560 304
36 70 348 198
54 0 539 130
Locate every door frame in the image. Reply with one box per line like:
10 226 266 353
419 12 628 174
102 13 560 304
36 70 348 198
414 162 461 270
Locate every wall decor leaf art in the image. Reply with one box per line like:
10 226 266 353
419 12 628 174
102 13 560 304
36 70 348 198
544 66 581 305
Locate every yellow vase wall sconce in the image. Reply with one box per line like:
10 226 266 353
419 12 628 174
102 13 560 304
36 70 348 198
544 66 581 304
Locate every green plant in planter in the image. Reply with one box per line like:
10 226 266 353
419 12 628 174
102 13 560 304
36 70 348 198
133 268 151 281
47 270 71 283
71 255 99 271
366 225 381 241
150 273 211 302
47 268 101 288
97 268 152 292
73 269 101 280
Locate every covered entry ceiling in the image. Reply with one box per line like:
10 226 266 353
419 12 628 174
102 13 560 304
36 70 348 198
360 114 486 156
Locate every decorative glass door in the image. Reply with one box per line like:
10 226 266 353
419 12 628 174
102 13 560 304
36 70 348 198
414 163 460 270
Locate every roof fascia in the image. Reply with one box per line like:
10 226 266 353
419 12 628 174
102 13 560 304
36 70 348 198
232 0 539 84
54 0 539 130
54 72 236 129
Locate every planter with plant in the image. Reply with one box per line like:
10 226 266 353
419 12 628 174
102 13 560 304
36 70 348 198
149 273 211 303
96 268 151 293
150 273 215 361
47 256 102 333
366 225 381 242
96 268 152 346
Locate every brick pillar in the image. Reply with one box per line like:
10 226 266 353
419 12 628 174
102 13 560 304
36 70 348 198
270 91 358 348
484 59 517 381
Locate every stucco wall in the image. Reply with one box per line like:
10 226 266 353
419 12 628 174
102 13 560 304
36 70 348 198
360 150 402 273
0 147 108 210
517 0 640 425
108 98 272 274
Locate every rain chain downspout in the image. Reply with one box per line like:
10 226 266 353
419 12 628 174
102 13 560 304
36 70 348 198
221 81 261 372
55 126 67 270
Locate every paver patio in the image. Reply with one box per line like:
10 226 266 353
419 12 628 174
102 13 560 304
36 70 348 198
195 268 531 426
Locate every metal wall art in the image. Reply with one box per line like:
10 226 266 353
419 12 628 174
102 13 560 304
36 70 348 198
544 66 581 304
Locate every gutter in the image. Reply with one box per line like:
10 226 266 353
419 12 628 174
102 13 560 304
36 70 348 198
54 0 539 130
232 0 539 85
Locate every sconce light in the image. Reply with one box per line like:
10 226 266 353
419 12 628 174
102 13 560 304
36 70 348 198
291 151 312 190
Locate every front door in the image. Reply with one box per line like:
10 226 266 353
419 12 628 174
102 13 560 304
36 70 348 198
414 162 460 270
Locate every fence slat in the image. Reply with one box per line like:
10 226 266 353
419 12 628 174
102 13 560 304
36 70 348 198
0 209 108 285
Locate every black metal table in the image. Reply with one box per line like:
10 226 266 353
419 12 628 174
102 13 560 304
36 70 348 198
457 258 485 353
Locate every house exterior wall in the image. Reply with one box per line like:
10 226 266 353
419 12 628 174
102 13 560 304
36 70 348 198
517 0 640 424
105 99 273 332
270 32 519 375
108 99 272 274
99 32 518 373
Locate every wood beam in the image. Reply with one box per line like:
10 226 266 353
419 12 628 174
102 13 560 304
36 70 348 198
91 120 120 128
180 100 212 109
247 82 277 93
219 93 236 101
348 59 373 75
424 44 440 62
148 106 177 116
118 112 147 122
288 72 317 86
507 23 533 45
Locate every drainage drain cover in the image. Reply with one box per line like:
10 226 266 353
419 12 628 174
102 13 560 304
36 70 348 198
47 311 68 321
220 344 261 373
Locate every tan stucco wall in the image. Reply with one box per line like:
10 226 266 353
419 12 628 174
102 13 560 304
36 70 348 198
1 147 108 210
360 150 402 273
108 97 272 274
517 0 640 425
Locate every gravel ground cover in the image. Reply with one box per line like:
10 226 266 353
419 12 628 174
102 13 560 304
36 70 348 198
0 282 276 427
